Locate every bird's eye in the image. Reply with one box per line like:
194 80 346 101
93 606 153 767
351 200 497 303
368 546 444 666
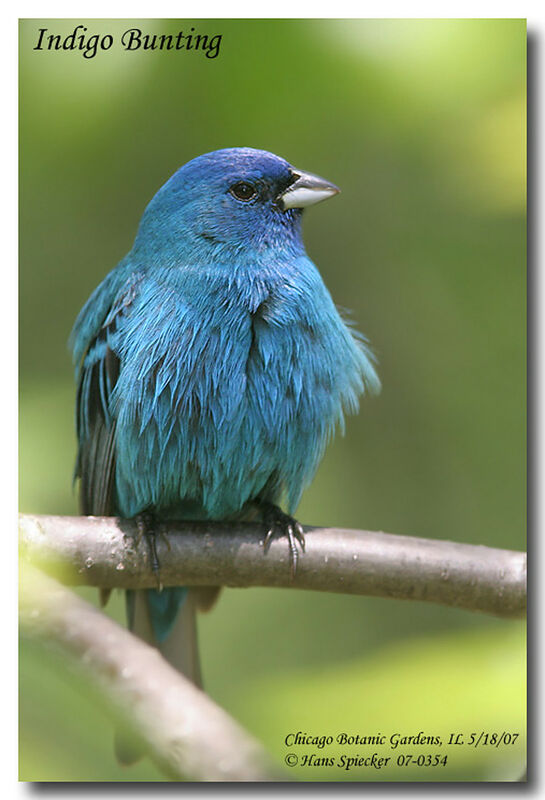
229 181 257 202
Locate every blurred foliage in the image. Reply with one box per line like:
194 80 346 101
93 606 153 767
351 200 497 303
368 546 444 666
19 18 526 781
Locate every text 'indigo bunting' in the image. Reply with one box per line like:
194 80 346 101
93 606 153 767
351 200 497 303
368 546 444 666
71 147 380 762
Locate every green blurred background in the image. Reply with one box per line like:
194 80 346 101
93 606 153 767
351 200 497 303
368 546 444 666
19 18 526 781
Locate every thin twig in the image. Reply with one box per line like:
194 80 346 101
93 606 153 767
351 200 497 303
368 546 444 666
19 514 526 618
19 562 286 782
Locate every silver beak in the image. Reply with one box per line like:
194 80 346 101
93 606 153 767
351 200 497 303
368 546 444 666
277 169 340 211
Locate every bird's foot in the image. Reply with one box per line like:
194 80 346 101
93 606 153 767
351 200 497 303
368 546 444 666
260 502 305 579
136 512 163 592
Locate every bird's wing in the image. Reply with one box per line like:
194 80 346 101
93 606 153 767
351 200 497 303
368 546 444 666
75 283 136 516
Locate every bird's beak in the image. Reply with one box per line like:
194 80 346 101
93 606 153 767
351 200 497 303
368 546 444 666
277 169 340 211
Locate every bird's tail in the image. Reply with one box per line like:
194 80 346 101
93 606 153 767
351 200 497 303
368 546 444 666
114 587 201 764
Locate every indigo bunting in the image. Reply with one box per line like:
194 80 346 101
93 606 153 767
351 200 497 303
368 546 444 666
71 147 379 760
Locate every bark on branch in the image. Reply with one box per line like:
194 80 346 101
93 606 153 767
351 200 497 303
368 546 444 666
19 562 285 781
19 514 526 618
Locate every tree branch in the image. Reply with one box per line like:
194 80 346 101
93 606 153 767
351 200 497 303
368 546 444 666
19 562 285 781
19 514 526 618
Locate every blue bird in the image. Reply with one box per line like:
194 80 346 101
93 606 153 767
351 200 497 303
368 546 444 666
71 147 379 761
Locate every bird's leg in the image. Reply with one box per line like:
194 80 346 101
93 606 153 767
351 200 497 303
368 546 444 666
136 511 163 592
257 501 305 579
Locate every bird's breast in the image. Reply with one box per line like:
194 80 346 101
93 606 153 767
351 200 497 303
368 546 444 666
114 272 339 517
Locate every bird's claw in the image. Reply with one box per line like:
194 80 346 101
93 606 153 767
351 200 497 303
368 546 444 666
261 503 305 579
136 512 163 592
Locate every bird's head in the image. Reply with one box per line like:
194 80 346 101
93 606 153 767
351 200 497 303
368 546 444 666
132 147 339 264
